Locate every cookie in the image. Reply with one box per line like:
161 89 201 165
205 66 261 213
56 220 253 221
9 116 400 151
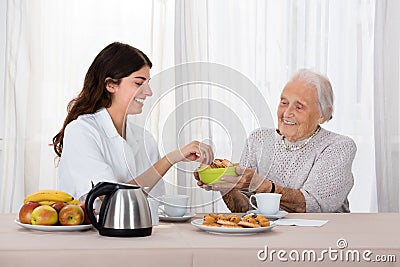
238 221 261 228
255 215 267 221
215 214 227 221
243 217 258 224
243 214 256 220
221 224 243 228
258 219 270 227
202 222 221 227
227 214 241 224
217 219 238 226
221 159 232 167
203 214 216 223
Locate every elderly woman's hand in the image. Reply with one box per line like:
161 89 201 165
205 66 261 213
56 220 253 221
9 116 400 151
195 167 270 213
194 169 240 194
211 167 267 192
193 170 212 191
193 170 232 194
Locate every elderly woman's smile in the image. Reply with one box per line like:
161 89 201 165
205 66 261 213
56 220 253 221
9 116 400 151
277 79 323 143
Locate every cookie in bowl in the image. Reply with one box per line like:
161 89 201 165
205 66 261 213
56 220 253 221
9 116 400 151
197 159 239 185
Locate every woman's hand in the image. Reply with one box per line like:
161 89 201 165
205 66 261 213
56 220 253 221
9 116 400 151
167 141 214 165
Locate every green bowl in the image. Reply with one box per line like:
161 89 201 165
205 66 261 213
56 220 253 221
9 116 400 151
197 166 238 185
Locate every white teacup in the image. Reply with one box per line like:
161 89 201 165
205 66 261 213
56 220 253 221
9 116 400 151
249 193 282 215
161 195 189 217
147 197 160 226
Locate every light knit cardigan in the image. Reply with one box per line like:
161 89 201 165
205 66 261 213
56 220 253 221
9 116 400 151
240 127 357 212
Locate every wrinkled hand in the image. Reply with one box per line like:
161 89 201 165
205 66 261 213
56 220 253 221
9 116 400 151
211 168 265 192
193 170 212 191
194 170 227 192
167 141 214 165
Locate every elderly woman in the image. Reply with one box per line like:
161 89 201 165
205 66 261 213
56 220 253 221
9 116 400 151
196 69 356 213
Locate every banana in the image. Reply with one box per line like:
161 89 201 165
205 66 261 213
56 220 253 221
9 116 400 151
67 199 81 205
37 200 81 206
38 200 56 206
24 190 74 204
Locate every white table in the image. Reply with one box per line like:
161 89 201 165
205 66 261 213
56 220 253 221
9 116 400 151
1 213 399 266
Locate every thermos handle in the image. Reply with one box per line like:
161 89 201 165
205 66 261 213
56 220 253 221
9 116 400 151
85 182 117 231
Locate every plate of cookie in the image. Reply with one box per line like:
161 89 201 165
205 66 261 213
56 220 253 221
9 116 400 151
246 210 289 219
191 213 276 235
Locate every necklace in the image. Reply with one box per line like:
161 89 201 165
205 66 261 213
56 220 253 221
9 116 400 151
281 126 321 151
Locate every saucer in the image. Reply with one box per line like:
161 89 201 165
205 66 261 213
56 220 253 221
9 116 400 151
246 210 289 219
159 212 196 222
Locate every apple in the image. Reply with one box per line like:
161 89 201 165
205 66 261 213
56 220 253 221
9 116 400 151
51 201 66 213
59 205 84 226
19 202 40 224
30 205 58 225
79 201 92 225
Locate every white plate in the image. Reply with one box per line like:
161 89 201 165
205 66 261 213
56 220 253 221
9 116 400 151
159 213 196 222
246 210 289 219
15 219 92 232
191 219 276 235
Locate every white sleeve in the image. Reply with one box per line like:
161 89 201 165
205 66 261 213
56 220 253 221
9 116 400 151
57 120 115 200
144 131 165 197
144 130 161 164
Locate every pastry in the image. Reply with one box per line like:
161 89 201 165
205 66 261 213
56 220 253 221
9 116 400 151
217 219 238 226
215 214 227 221
227 214 241 224
242 214 256 221
238 220 261 228
221 224 243 228
257 219 270 227
201 213 270 228
203 222 221 227
203 213 216 223
200 159 239 169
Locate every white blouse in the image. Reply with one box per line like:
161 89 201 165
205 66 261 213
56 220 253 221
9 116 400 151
57 108 165 200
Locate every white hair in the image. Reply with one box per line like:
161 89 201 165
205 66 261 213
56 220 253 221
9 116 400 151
290 69 334 122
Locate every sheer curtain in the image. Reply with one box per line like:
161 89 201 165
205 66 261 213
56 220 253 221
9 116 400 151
0 0 173 212
0 0 390 213
374 0 400 212
176 0 376 212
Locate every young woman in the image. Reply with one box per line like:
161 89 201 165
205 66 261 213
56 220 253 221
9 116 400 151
53 42 213 200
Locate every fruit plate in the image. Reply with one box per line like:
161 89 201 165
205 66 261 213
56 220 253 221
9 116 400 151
191 219 276 235
15 219 92 232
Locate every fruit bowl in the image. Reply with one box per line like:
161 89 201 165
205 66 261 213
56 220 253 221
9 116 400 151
197 166 238 185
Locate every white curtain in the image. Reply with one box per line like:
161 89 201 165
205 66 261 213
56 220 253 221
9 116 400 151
374 0 400 212
1 0 393 213
173 0 377 212
0 0 173 212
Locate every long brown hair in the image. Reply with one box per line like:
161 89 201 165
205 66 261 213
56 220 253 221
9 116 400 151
52 42 152 157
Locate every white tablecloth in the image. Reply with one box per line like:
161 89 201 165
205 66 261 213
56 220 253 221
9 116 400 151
1 213 399 266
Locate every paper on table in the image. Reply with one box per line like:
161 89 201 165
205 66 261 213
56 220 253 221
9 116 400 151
274 219 328 227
